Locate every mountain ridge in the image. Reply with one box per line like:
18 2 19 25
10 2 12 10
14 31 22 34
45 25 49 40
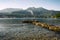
0 7 60 18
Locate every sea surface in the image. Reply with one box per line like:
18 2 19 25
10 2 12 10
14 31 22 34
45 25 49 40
0 18 60 40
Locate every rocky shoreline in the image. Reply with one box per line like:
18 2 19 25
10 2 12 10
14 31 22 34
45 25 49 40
22 20 60 32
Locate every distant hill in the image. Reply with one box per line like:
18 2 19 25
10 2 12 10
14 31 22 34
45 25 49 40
0 7 60 18
0 8 22 13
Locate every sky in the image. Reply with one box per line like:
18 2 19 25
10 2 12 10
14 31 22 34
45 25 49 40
0 0 60 10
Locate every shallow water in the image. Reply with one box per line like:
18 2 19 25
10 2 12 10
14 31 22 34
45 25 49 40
0 18 60 40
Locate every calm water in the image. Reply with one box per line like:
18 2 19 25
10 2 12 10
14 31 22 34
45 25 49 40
0 18 60 40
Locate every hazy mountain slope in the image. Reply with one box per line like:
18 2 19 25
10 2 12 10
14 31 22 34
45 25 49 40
0 7 60 18
0 8 22 13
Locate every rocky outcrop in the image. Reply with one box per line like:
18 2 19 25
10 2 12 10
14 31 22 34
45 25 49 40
22 20 60 32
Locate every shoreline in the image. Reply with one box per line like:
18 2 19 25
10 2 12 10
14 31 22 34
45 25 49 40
22 20 60 32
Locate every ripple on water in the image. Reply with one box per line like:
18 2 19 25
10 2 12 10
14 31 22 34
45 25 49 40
0 24 56 37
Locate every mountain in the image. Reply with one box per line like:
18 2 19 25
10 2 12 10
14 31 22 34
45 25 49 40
27 7 49 15
0 7 60 18
0 8 22 13
27 7 47 11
